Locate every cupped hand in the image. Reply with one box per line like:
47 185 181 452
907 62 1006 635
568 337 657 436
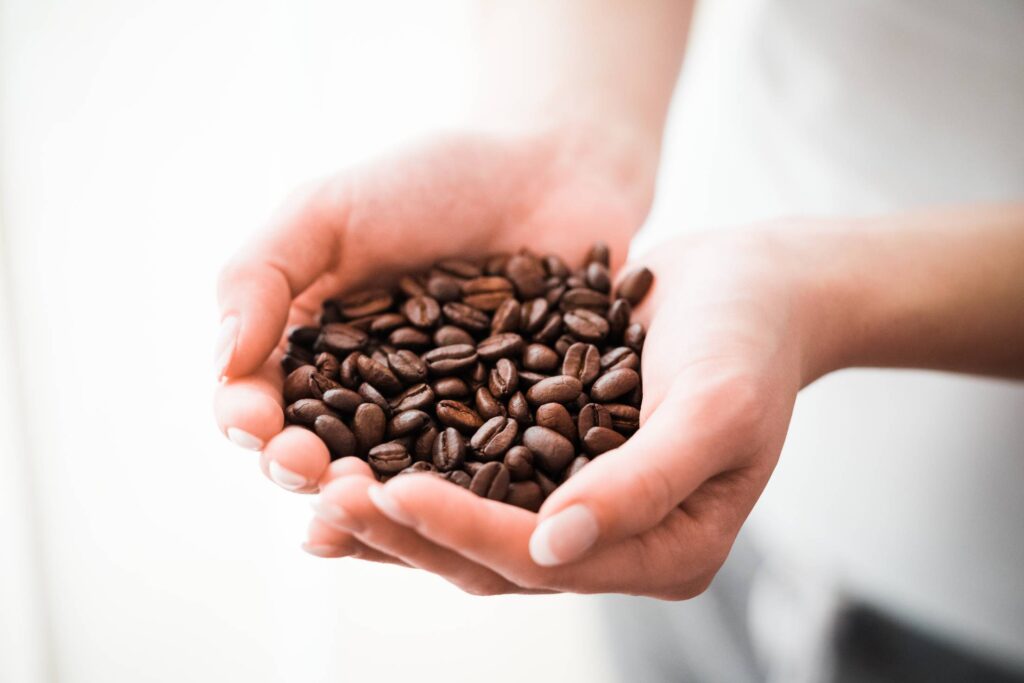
308 229 829 598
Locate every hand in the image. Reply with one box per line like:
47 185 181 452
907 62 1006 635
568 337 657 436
213 127 653 503
307 228 829 597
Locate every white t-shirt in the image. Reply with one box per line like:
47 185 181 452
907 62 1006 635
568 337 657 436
637 0 1024 669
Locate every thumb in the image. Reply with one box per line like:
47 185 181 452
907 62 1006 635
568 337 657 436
528 369 759 566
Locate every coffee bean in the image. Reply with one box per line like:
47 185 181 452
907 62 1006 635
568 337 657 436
356 354 403 395
422 344 478 375
600 346 640 371
435 399 484 434
432 376 470 399
561 342 601 386
490 298 521 334
368 441 412 475
468 361 488 389
582 426 627 455
338 352 362 388
535 470 558 498
281 352 310 374
525 375 583 405
565 455 590 478
443 469 472 488
520 298 550 332
316 323 368 355
358 382 392 416
553 334 575 356
399 461 436 475
436 257 482 279
607 299 631 341
517 371 550 387
604 403 641 433
314 352 340 379
522 426 575 474
560 288 609 313
522 343 559 372
314 414 357 459
577 403 613 436
504 445 534 481
427 275 462 302
469 461 510 500
532 313 563 344
414 425 438 461
433 325 475 347
470 416 519 460
283 365 318 404
387 349 428 384
477 333 524 362
591 368 640 402
585 242 610 267
485 253 510 276
402 295 442 328
432 427 466 471
353 403 386 455
615 266 654 305
441 302 489 332
488 358 519 398
504 480 543 512
398 274 427 298
535 403 576 442
288 325 320 348
340 289 393 318
624 322 646 352
388 409 431 438
388 326 432 348
505 254 547 298
319 300 343 324
390 383 434 413
507 391 532 425
585 262 611 293
462 276 514 311
322 386 363 413
564 309 609 343
346 314 381 332
543 254 571 279
475 386 507 420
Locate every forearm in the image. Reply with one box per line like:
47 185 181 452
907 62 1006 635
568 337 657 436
800 204 1024 381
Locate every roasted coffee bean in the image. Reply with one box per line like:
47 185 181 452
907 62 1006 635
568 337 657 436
585 262 611 293
370 348 390 366
356 383 389 417
577 403 613 435
517 371 550 387
470 416 519 460
398 274 427 298
532 313 563 344
462 276 514 311
624 322 646 352
286 341 315 362
314 414 357 459
441 302 489 332
525 375 583 405
283 365 318 404
285 399 336 426
402 295 442 328
469 461 510 500
387 350 428 384
554 334 575 356
433 324 475 347
564 309 609 343
477 333 524 361
340 289 393 318
591 368 640 402
475 386 507 420
422 344 478 375
399 461 436 475
390 383 434 412
443 469 472 488
615 266 654 305
505 254 547 298
504 445 534 481
507 391 532 425
490 298 521 334
535 403 576 442
520 298 550 332
319 300 343 324
545 282 568 307
522 426 575 474
505 481 543 512
566 273 586 289
485 253 510 276
585 242 610 267
432 427 466 471
316 323 368 354
288 325 321 348
388 326 432 348
488 358 519 399
543 254 571 279
356 355 403 395
565 455 590 478
388 409 431 438
463 461 486 477
346 314 381 332
426 274 462 302
368 441 412 475
561 342 601 386
560 288 609 313
414 424 438 461
535 470 558 498
582 426 627 455
314 352 340 379
281 353 309 374
601 346 640 371
522 343 559 372
435 399 484 434
607 299 631 340
436 257 482 279
339 351 362 388
369 313 407 333
604 403 641 433
353 403 386 456
432 376 470 399
322 386 363 413
468 361 488 389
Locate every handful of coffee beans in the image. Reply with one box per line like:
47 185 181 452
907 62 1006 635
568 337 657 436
280 243 653 512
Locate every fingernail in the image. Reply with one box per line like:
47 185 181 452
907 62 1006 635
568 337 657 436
226 427 263 451
529 504 600 567
301 542 348 558
311 498 363 533
214 315 240 378
368 485 416 527
269 460 307 491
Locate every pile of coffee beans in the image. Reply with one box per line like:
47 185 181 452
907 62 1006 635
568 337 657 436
280 243 653 512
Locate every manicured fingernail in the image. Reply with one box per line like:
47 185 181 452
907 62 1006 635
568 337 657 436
214 315 240 378
529 504 600 567
269 460 307 491
311 498 363 533
301 542 348 558
227 427 263 451
368 485 416 527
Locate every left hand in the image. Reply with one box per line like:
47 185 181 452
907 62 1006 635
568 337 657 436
306 227 826 597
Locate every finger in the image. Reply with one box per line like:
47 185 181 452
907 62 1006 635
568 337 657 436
315 476 528 595
213 356 285 451
303 516 407 566
320 456 374 487
528 369 761 566
260 426 331 493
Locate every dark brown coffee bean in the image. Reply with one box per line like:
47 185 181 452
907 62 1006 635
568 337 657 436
566 273 586 289
504 445 534 481
485 253 510 275
462 276 514 311
601 346 640 371
285 399 336 426
346 314 383 332
402 296 441 328
522 343 559 372
286 344 316 366
543 254 571 278
390 383 434 412
554 334 575 356
473 417 518 458
283 365 318 404
565 455 591 479
572 391 591 412
414 424 438 461
422 343 478 375
356 354 403 395
338 351 362 388
441 302 489 332
387 409 431 438
436 257 482 279
388 326 432 348
386 350 428 384
585 262 611 293
585 242 610 267
533 313 563 344
399 461 436 475
322 387 362 413
604 403 640 433
535 470 558 498
340 289 393 318
358 382 392 417
468 361 488 389
520 298 550 332
370 348 390 366
522 426 575 475
433 325 475 347
443 469 472 488
505 481 543 512
607 298 631 340
507 391 531 425
490 298 522 334
287 325 320 348
488 358 519 399
525 375 583 405
314 414 357 459
353 402 386 455
368 441 412 475
564 309 609 343
517 371 550 387
469 462 510 500
582 426 627 455
591 368 640 402
535 402 576 442
545 282 567 307
319 300 343 324
560 288 609 313
464 461 486 476
561 342 601 386
315 323 368 355
615 266 654 305
432 427 466 471
432 376 470 399
435 399 484 434
624 322 646 352
398 274 427 298
314 352 340 380
505 254 547 298
281 353 309 374
577 403 613 436
427 274 462 302
474 386 507 420
475 333 522 362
